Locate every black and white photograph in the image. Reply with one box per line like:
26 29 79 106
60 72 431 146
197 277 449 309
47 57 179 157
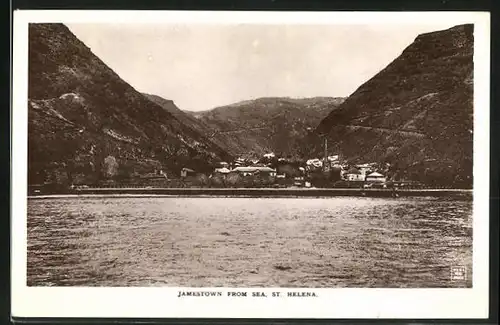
11 11 490 319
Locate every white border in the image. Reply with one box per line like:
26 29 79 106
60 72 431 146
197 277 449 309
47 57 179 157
11 11 490 319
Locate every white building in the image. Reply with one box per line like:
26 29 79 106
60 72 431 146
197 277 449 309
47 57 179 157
357 163 377 176
232 166 277 177
365 172 386 183
234 158 246 166
345 167 365 181
306 158 323 169
327 155 339 162
214 167 231 174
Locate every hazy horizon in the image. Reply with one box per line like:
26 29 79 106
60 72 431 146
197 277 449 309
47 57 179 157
67 23 457 111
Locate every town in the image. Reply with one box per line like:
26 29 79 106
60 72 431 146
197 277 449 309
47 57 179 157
29 146 465 195
177 152 393 189
55 150 428 193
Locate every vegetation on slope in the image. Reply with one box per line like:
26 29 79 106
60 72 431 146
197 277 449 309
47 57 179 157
306 24 473 187
28 23 231 187
190 97 345 158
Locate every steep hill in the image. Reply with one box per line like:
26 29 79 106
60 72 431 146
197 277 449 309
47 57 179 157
142 93 214 139
308 24 474 186
28 23 231 186
189 97 345 158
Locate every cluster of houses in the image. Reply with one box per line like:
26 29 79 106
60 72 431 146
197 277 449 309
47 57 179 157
180 152 389 188
306 157 388 186
342 163 387 183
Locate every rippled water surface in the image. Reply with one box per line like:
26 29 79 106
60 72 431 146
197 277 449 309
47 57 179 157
28 196 472 287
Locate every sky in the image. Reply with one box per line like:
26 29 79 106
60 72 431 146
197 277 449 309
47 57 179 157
67 23 456 111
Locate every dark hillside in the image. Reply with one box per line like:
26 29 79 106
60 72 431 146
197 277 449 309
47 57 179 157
191 97 345 158
142 93 222 144
308 24 473 187
28 23 231 187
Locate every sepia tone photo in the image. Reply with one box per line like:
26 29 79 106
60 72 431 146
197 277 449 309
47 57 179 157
25 19 476 291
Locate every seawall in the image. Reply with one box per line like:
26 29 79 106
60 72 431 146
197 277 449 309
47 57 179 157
31 187 473 198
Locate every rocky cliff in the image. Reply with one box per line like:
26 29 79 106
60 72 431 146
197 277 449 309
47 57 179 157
28 23 231 186
309 24 473 186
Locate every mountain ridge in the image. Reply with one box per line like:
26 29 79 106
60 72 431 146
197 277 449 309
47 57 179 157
308 24 473 186
28 23 231 186
188 96 345 158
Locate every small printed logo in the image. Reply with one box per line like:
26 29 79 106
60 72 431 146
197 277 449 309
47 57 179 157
450 266 466 281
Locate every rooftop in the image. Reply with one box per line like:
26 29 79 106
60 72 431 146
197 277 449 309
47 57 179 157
232 166 276 173
214 167 231 173
367 172 384 177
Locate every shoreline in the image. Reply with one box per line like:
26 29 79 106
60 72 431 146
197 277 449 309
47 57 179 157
28 187 473 199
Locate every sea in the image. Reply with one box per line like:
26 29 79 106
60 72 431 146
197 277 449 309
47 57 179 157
27 195 472 287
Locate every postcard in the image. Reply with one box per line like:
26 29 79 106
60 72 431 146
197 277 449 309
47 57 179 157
11 10 490 319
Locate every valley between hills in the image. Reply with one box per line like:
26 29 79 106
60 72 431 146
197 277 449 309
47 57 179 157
27 23 473 192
